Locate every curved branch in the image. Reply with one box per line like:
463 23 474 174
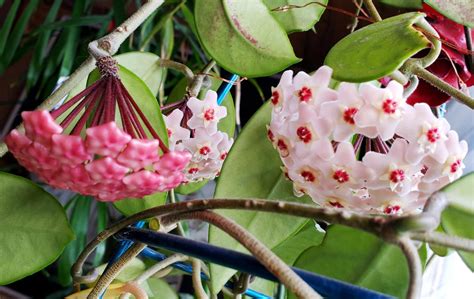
397 237 422 299
191 258 208 299
86 243 146 299
161 210 321 299
410 231 474 252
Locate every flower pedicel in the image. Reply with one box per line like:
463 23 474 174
268 66 468 215
5 57 191 201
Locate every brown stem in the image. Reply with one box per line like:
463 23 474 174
161 211 321 299
410 231 474 252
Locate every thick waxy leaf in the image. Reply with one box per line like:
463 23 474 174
114 52 164 96
380 0 422 8
0 172 74 284
209 102 312 293
166 76 235 195
440 173 474 270
292 225 409 298
425 0 474 27
147 277 179 299
114 192 167 216
262 0 328 33
195 0 300 77
325 12 430 82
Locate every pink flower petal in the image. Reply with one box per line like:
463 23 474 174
22 110 62 146
85 157 129 181
51 134 91 164
117 138 160 170
85 122 131 157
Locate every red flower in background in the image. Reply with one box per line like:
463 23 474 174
407 4 474 107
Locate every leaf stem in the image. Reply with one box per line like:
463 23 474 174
397 237 422 299
192 258 209 299
363 0 381 22
161 210 321 299
410 231 474 252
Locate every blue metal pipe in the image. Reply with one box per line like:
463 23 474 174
119 228 394 299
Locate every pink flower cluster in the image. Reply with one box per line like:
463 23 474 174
268 66 468 215
163 90 233 182
6 111 191 201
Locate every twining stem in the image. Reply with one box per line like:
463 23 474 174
136 253 187 284
363 0 381 22
86 243 146 299
410 231 474 252
0 0 166 157
161 211 321 299
397 237 422 299
187 60 217 98
155 59 194 82
191 258 209 299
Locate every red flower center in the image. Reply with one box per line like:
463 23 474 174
384 205 401 215
271 90 280 105
343 107 358 125
296 126 312 143
382 99 397 114
277 139 289 157
199 146 211 155
333 169 349 183
301 170 316 182
220 152 228 160
188 167 199 174
426 128 440 143
167 128 172 137
450 159 462 173
204 108 215 121
267 128 275 142
298 87 312 102
329 201 344 208
389 169 405 183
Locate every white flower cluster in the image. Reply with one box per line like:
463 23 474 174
268 66 468 215
164 90 234 183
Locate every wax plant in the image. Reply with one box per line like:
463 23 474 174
0 1 473 299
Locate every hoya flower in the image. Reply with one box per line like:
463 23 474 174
269 65 468 215
163 90 233 182
5 57 191 202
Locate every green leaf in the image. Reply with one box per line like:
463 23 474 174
93 201 108 266
57 195 92 286
262 0 328 33
0 172 74 284
440 173 474 270
209 102 311 293
0 0 20 56
1 0 40 68
114 52 165 96
325 12 430 82
292 225 409 298
147 277 179 299
166 76 235 195
60 0 87 76
114 192 168 216
380 0 423 9
425 0 474 27
429 225 451 257
195 0 300 77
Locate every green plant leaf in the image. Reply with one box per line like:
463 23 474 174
262 0 328 33
0 172 74 284
325 12 430 82
380 0 423 8
425 0 474 27
57 195 92 286
93 201 108 266
114 52 165 96
166 76 235 195
209 102 312 293
291 225 409 298
147 277 179 299
195 0 300 77
0 0 20 57
114 192 168 216
440 173 474 270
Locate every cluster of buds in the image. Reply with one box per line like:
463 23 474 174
163 90 233 183
6 57 191 201
268 66 467 215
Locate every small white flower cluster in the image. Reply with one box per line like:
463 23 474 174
164 90 234 183
268 66 468 215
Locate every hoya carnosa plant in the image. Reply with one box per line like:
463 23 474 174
5 57 192 202
163 90 234 183
268 66 468 215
